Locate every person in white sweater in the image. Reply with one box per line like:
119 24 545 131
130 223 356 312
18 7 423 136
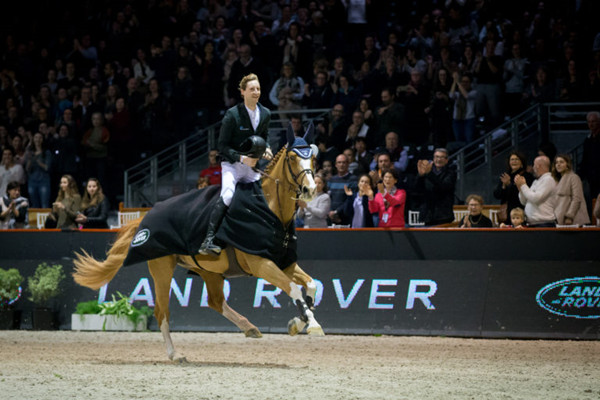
298 174 330 228
515 155 557 227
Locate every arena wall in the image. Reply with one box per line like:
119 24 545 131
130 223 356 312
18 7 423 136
1 229 599 339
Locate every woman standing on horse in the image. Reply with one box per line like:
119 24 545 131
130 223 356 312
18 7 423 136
199 73 273 256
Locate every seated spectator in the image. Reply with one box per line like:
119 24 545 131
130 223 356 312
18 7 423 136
199 150 222 186
493 150 534 225
0 181 29 229
499 207 527 229
24 132 52 208
516 156 557 227
368 151 394 187
327 154 357 226
297 174 330 228
0 147 26 199
46 174 81 229
343 148 359 175
459 194 493 228
552 154 589 226
415 148 456 226
367 169 406 228
196 176 209 189
343 110 370 150
344 173 375 228
370 131 408 172
75 177 110 229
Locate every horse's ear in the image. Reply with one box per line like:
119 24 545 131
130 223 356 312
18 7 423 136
303 121 315 143
286 122 295 147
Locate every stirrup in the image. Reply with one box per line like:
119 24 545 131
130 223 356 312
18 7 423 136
199 241 221 256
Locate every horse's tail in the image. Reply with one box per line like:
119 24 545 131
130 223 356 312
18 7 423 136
72 217 143 290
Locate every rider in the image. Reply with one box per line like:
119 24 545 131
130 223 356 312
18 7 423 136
199 73 273 256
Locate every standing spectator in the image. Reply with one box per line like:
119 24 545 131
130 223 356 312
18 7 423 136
580 111 600 216
52 124 78 185
352 137 373 175
367 169 406 228
459 194 493 228
269 62 304 120
73 86 102 135
552 154 590 226
24 133 52 208
140 78 170 155
298 174 330 228
450 72 477 144
416 148 456 226
171 66 195 140
193 40 224 125
75 177 110 229
46 174 81 229
373 88 405 148
303 70 334 109
199 149 222 186
493 150 534 225
328 153 357 226
526 66 557 105
397 68 430 145
81 112 110 186
227 45 269 105
0 147 25 199
503 43 529 117
474 38 503 129
0 181 29 229
106 98 134 167
515 155 557 227
426 67 453 147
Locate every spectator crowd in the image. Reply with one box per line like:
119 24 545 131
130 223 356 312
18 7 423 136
0 0 599 229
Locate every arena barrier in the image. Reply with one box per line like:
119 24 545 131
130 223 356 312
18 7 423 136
1 229 599 339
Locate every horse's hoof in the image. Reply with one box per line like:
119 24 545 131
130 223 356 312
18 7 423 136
170 354 188 364
307 324 325 336
244 328 263 338
287 317 306 336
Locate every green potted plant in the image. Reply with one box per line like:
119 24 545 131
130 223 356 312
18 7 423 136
71 292 152 331
0 267 24 329
27 263 65 330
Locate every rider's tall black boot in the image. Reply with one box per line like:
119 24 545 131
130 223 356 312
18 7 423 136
199 198 228 256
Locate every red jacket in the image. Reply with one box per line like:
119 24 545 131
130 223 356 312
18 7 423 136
200 165 222 186
368 188 406 227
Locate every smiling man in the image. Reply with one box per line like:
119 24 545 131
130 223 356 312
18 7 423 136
199 73 273 256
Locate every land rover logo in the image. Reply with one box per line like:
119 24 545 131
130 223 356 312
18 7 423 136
131 229 150 247
536 277 600 319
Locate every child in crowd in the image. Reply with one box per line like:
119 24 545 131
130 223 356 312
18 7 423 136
500 207 526 228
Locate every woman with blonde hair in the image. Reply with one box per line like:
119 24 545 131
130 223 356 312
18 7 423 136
552 154 590 225
75 177 110 229
46 174 81 229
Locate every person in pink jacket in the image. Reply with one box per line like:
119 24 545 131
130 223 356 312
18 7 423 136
367 169 406 227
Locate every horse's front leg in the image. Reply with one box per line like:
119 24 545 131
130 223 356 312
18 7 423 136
283 263 317 309
283 263 319 335
241 252 324 336
148 256 187 363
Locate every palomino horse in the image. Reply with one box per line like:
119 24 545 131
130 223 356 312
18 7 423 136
73 125 324 362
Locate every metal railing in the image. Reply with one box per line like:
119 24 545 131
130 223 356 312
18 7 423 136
124 108 330 207
450 102 599 203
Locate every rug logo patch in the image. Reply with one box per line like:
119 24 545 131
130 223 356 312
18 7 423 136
131 229 150 247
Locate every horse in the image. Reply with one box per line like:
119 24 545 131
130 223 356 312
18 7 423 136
72 125 324 362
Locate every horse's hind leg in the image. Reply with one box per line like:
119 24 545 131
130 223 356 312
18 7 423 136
148 255 186 363
195 269 262 338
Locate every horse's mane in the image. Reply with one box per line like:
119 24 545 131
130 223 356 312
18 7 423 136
263 145 288 177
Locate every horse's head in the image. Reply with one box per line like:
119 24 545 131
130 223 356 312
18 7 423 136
284 121 318 201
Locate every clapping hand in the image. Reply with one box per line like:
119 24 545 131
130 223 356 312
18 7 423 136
514 174 526 188
500 173 511 187
344 185 353 196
